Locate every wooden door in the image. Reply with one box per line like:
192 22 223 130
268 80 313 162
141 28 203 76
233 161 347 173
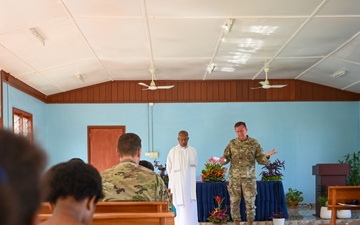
88 126 125 172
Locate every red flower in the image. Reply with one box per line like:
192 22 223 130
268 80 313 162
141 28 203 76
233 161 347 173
207 196 230 224
216 196 222 204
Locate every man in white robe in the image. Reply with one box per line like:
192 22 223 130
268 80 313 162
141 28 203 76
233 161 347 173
167 130 198 225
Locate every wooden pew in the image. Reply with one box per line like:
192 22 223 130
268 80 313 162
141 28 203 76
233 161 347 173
327 186 360 225
38 201 174 225
38 201 169 214
38 212 175 225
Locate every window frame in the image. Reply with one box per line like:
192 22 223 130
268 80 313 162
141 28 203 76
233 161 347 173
12 107 33 142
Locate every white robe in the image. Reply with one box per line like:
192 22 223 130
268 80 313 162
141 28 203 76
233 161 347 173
167 144 198 225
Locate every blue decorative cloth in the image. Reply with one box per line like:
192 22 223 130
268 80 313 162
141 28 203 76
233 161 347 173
196 181 288 222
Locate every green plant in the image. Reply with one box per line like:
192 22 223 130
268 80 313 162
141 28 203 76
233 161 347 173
317 184 328 207
318 196 328 207
285 188 304 207
201 158 227 182
259 159 285 181
339 150 360 186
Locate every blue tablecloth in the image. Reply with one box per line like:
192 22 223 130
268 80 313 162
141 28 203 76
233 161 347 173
196 181 288 222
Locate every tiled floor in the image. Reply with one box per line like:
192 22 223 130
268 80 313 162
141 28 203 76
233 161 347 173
198 204 360 225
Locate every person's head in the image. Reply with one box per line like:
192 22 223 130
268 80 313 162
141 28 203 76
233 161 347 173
234 121 248 140
139 160 154 171
41 158 104 225
0 167 16 225
177 130 189 147
117 133 142 161
42 158 104 204
0 129 46 225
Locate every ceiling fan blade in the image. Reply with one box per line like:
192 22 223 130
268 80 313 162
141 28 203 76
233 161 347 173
251 86 263 89
259 81 266 85
156 85 174 89
138 82 149 87
269 84 287 88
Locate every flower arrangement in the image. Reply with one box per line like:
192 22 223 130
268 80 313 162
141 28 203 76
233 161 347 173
153 160 169 183
207 196 230 224
271 211 285 219
201 157 227 182
259 159 285 181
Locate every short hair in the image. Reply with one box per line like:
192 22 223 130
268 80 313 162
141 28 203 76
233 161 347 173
0 129 46 225
0 169 16 225
234 121 247 129
42 159 104 204
117 133 142 157
139 160 154 171
178 130 189 137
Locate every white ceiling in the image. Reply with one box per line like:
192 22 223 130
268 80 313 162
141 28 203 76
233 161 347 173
1 0 360 95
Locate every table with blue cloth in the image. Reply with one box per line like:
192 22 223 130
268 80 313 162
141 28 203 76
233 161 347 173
196 181 288 222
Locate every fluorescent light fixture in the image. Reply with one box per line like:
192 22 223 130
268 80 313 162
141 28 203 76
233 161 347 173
76 73 86 82
29 27 45 46
222 18 234 37
330 68 347 78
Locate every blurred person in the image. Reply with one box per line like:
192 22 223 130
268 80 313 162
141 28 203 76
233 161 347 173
0 129 46 225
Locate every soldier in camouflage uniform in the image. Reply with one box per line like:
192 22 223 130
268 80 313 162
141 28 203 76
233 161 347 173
101 133 171 211
219 122 277 225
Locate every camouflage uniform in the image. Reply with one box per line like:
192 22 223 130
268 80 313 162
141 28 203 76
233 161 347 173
223 136 269 222
101 160 171 211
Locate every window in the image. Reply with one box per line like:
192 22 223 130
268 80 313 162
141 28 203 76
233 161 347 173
13 108 33 141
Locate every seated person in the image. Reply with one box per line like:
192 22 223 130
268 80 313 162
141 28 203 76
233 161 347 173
101 133 171 211
0 129 46 225
139 160 154 171
40 158 103 225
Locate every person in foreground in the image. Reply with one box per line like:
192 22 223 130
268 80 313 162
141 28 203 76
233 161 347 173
101 133 171 210
0 128 46 225
167 130 198 225
219 121 277 225
40 158 104 225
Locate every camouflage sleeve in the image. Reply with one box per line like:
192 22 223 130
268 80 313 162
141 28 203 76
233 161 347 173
254 140 269 165
222 142 232 165
156 175 172 212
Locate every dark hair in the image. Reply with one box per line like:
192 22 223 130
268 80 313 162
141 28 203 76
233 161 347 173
139 160 154 171
42 159 104 204
178 130 189 137
0 129 46 225
234 121 247 128
117 133 142 157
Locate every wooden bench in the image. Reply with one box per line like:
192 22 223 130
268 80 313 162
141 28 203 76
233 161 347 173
38 201 174 225
327 186 360 225
38 212 175 225
38 201 169 214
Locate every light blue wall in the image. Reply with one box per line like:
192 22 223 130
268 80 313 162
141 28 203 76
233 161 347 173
2 84 47 149
3 83 360 204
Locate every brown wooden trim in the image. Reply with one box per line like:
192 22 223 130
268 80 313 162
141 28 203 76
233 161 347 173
2 70 359 103
47 79 360 103
1 70 47 102
0 70 3 127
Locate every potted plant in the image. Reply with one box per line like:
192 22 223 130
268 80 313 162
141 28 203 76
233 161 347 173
317 184 332 219
207 196 230 225
339 150 360 186
271 211 285 225
201 157 227 182
285 188 304 208
259 159 285 181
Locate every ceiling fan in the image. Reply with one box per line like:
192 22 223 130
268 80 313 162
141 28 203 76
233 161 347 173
251 67 287 89
138 68 174 90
